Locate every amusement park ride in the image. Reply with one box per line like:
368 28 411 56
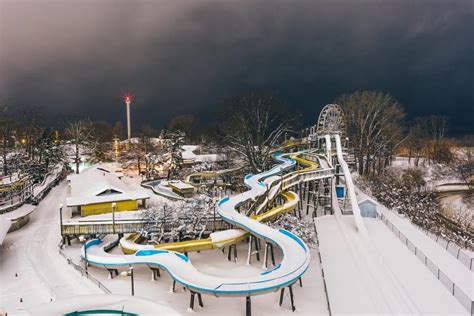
72 104 366 315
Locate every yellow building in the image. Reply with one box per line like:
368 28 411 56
168 180 195 198
66 165 150 217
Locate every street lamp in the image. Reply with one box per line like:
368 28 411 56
59 204 64 243
112 202 116 234
79 235 88 272
120 265 135 296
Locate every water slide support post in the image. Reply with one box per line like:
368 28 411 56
246 296 251 316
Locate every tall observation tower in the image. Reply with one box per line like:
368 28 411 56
125 94 132 145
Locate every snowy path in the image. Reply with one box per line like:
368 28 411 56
315 215 467 314
0 180 101 314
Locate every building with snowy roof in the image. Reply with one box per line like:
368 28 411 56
167 180 195 198
66 165 149 217
358 197 378 218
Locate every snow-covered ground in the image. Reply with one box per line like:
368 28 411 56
315 215 468 314
354 185 473 311
0 181 102 314
62 240 329 315
2 174 329 315
15 294 181 316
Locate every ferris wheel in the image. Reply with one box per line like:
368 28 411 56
314 104 346 137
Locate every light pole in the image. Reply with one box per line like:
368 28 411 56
121 266 135 295
79 235 88 272
59 204 64 243
112 202 116 234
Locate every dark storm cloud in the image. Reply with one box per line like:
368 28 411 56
0 0 473 134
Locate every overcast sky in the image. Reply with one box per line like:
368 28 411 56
0 0 473 134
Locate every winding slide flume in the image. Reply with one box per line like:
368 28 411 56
120 190 299 254
121 151 320 255
83 153 311 297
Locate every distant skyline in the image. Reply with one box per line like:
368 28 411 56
1 0 473 135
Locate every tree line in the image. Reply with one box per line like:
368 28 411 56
2 91 471 181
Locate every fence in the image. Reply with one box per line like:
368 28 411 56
58 241 111 294
313 223 332 316
378 213 473 314
62 216 230 236
424 230 474 271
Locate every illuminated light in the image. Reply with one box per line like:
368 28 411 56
124 93 132 104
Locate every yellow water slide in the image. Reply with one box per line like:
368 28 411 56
121 190 299 254
185 167 242 186
121 151 319 255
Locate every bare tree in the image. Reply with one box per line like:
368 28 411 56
335 91 405 177
406 117 429 167
112 121 124 140
220 93 293 173
66 120 95 174
425 115 453 164
18 107 44 160
0 106 14 175
453 145 474 191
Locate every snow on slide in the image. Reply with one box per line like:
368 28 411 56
182 145 226 162
83 153 310 297
315 134 467 314
334 134 368 236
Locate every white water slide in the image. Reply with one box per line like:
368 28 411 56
333 134 368 236
318 134 467 314
83 153 311 297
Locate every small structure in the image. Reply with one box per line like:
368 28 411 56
168 180 195 198
0 204 35 245
358 198 378 218
335 185 345 200
66 165 149 216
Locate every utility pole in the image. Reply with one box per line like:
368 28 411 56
125 95 132 147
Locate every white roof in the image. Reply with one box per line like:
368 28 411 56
2 204 35 220
182 145 226 162
0 216 11 245
66 165 149 207
358 197 378 206
168 180 194 190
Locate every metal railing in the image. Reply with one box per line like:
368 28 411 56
313 223 332 316
425 230 474 271
282 168 334 190
58 242 111 294
62 216 230 236
378 213 473 314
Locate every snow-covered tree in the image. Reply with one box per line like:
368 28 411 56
220 93 294 173
65 120 96 174
359 169 473 250
0 106 15 176
269 213 316 247
164 130 185 180
453 146 474 191
336 91 405 177
140 194 215 243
